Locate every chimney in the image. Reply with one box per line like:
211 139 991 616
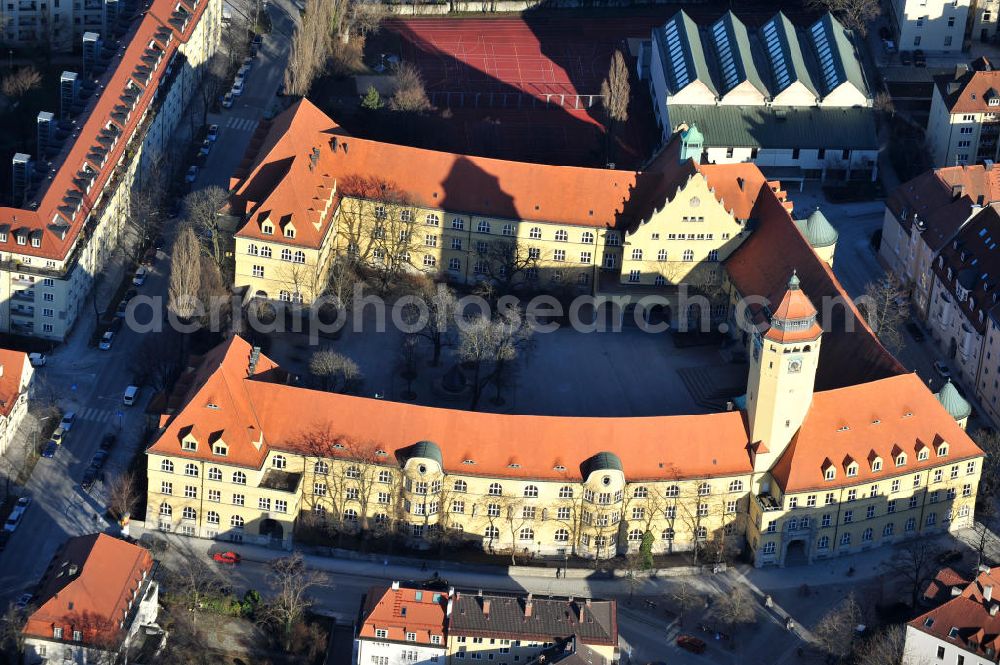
483 599 491 618
579 603 585 623
525 593 533 618
953 184 965 199
391 580 400 591
985 585 994 603
737 177 745 191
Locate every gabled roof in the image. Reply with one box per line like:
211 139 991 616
0 349 28 418
449 592 617 646
358 585 447 647
806 14 868 99
760 12 817 98
707 12 767 98
910 567 1000 660
769 373 983 493
653 11 715 97
934 59 1000 113
24 534 153 647
932 205 1000 334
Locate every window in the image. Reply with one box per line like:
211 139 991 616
522 506 536 519
208 489 221 502
529 227 542 239
184 463 198 477
426 213 440 226
160 481 172 495
259 497 271 511
866 505 876 519
182 506 196 521
666 485 679 498
844 510 853 524
580 251 592 264
212 442 227 456
891 479 900 493
821 514 831 527
557 507 571 520
963 483 973 497
487 504 501 517
484 526 499 540
252 265 264 278
698 483 711 496
231 515 245 528
452 500 465 514
896 453 907 467
449 258 461 271
182 439 197 452
488 482 502 496
683 249 694 262
477 220 490 234
553 249 566 262
523 485 538 498
726 500 738 514
631 248 643 261
554 528 569 542
233 471 247 485
807 494 816 507
314 482 327 496
184 485 197 499
628 270 641 283
207 511 220 525
967 461 977 475
840 533 851 546
762 542 776 555
453 479 468 493
233 494 245 506
558 486 574 499
519 527 534 540
272 455 287 469
161 459 174 473
825 492 835 505
888 499 896 513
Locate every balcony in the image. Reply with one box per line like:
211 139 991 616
11 290 33 302
11 306 34 317
754 493 782 513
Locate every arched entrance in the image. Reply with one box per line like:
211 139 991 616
784 539 808 566
260 518 284 546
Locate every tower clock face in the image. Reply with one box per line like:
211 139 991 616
787 356 803 374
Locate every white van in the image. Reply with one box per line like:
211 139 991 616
123 385 139 406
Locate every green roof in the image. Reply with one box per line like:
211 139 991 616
582 451 624 477
764 12 818 98
818 13 870 99
795 208 839 248
666 104 877 150
405 440 443 466
681 124 704 145
936 381 972 420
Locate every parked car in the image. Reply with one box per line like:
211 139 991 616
676 635 707 654
222 92 234 108
14 593 32 610
4 498 30 532
91 450 110 469
198 139 212 158
933 360 952 379
60 412 76 431
115 300 129 318
231 79 244 96
900 50 912 65
41 441 57 458
914 49 926 67
882 39 896 53
108 317 124 333
133 267 148 286
906 321 925 342
212 551 242 565
184 165 199 183
238 63 250 79
243 56 253 69
206 124 219 142
81 466 99 490
49 427 66 446
123 385 139 406
28 352 46 367
99 331 115 350
100 433 117 450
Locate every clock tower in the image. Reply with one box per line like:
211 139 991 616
745 271 823 473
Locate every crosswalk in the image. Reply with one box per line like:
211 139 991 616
77 406 118 425
223 116 258 132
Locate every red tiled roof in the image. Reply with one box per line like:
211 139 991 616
0 349 28 418
934 60 1000 114
910 567 1000 660
769 373 983 493
924 567 972 605
726 185 906 390
24 534 153 648
358 585 447 646
0 0 210 261
229 100 771 246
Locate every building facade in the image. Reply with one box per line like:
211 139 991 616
928 59 1000 168
22 534 159 665
638 11 877 182
0 0 219 341
889 0 971 52
356 582 447 665
0 348 32 456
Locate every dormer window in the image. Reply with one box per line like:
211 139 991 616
872 458 882 472
824 467 836 481
896 453 907 466
212 442 227 456
846 463 858 477
182 439 197 451
15 234 25 246
284 227 295 238
30 236 40 248
938 443 949 456
918 449 929 461
262 223 273 235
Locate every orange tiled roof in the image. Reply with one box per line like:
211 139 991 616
24 534 153 647
934 59 1000 114
769 373 983 493
358 585 447 646
229 100 769 246
0 0 211 261
910 567 1000 660
0 349 28 418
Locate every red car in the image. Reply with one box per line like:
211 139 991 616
212 551 241 565
676 635 707 654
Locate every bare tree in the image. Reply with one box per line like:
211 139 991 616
106 472 139 522
404 282 459 366
398 334 420 399
814 594 863 662
0 603 28 659
169 225 202 320
134 330 185 392
2 65 42 100
855 624 907 665
807 0 880 35
183 186 229 269
882 540 943 608
458 309 533 411
859 273 907 352
600 49 630 163
475 239 543 298
198 52 230 127
166 557 225 610
283 0 336 96
260 553 328 652
709 586 758 634
973 428 1000 499
198 254 232 331
389 62 431 113
667 582 706 620
123 166 166 266
308 349 362 393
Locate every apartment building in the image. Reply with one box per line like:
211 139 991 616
355 583 617 665
888 0 971 52
0 348 32 456
638 11 877 182
971 0 1000 44
22 533 159 664
0 0 219 341
928 59 1000 168
904 566 1000 664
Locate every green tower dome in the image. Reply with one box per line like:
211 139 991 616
936 380 972 420
799 208 839 249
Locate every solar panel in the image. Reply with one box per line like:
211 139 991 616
665 19 690 90
811 22 841 93
712 19 740 93
763 21 791 92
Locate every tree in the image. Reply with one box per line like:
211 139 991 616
106 472 139 522
283 0 336 96
859 273 907 353
404 282 459 366
389 62 431 113
1 65 42 100
167 557 225 610
882 540 943 608
198 52 229 127
855 624 907 665
475 239 544 299
123 164 166 266
169 225 203 321
600 49 630 162
458 309 533 411
969 502 997 569
182 186 230 270
199 254 232 331
0 603 28 659
973 428 1000 499
667 582 706 619
260 553 328 652
639 530 655 570
134 329 185 392
398 334 420 399
709 586 757 634
814 594 863 662
361 85 383 110
807 0 880 35
308 349 362 393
